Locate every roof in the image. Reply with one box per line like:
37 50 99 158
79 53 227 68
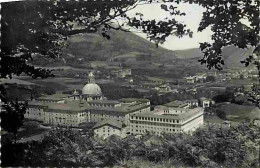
82 83 102 95
47 101 88 112
132 107 203 120
28 99 150 115
36 94 70 101
119 98 150 103
155 105 190 112
93 119 123 129
88 100 120 104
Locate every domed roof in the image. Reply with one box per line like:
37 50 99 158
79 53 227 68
82 83 102 95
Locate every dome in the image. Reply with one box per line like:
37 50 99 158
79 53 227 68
82 83 102 95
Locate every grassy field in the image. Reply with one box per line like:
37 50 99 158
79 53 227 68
221 104 260 122
204 115 240 126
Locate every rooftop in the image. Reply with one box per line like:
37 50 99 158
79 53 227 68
155 105 190 112
132 107 203 120
93 119 123 129
164 100 188 108
28 98 149 114
47 101 89 112
36 94 70 101
88 100 120 104
119 98 150 103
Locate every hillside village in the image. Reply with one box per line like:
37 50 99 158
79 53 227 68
1 62 260 140
1 32 260 140
2 0 260 167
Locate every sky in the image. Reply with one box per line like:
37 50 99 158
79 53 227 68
124 2 213 50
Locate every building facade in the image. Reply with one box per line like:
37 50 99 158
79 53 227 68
129 107 204 135
93 119 125 139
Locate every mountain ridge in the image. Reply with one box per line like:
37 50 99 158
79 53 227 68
174 46 255 69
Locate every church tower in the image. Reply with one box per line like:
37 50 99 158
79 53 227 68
88 71 95 83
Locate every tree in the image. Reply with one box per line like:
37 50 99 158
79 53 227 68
205 76 216 82
240 74 244 79
1 100 28 143
0 0 191 79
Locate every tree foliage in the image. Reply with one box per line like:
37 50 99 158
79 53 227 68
2 122 259 167
1 100 28 143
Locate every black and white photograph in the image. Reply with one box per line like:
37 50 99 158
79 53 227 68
0 0 259 167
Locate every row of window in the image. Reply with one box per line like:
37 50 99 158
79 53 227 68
131 117 180 123
131 128 178 133
92 114 123 119
131 124 177 128
89 103 116 108
96 129 117 133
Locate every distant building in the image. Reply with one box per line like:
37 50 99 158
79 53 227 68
112 68 131 78
163 100 190 109
253 119 260 127
130 107 204 135
184 99 199 108
199 97 214 108
93 119 125 139
184 76 195 84
141 82 171 92
242 84 254 93
221 121 231 128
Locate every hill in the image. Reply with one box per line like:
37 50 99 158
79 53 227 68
221 103 260 122
31 30 178 67
31 30 208 78
174 46 255 69
174 48 204 59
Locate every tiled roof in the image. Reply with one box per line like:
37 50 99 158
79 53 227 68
93 119 123 129
36 94 70 101
28 99 149 114
131 107 203 120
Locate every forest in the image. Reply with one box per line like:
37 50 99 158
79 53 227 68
1 122 260 167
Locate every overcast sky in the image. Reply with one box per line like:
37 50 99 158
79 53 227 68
125 2 213 51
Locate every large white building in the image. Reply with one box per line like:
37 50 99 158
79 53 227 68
25 72 150 127
129 107 204 135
